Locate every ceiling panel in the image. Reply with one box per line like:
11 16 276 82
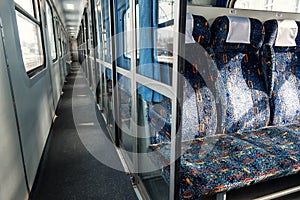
53 0 86 38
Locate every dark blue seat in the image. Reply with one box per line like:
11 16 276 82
262 19 300 126
148 14 217 144
211 16 270 134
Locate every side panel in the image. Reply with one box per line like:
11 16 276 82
0 20 28 200
50 60 62 108
0 0 55 190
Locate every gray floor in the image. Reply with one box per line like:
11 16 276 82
29 64 138 200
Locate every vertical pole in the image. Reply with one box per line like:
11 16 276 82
169 0 186 199
90 0 98 92
130 0 139 177
109 0 121 146
99 0 106 111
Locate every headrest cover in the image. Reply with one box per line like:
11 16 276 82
211 16 264 52
275 20 298 47
226 16 251 44
186 13 196 44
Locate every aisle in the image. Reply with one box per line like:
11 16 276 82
30 63 138 200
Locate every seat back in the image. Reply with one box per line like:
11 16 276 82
263 19 300 126
210 16 270 134
149 14 217 144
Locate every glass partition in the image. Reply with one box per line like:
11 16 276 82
136 0 174 91
137 85 170 200
94 0 184 199
95 1 103 106
96 0 114 135
115 0 131 70
114 0 136 160
118 74 134 160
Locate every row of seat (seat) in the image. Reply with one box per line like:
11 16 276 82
148 15 300 199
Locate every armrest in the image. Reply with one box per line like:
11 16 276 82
260 43 275 99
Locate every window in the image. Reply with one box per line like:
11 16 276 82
56 22 62 57
157 0 174 64
15 0 45 75
45 1 57 61
233 0 300 13
59 37 63 57
123 6 138 59
63 41 67 55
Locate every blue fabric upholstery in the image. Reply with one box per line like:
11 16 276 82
148 15 217 144
211 16 270 134
149 97 172 144
149 126 300 199
183 44 217 139
148 16 300 200
192 15 210 48
262 20 300 126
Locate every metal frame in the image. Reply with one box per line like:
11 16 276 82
97 0 113 129
130 0 139 182
216 192 227 200
95 0 107 111
109 0 121 146
100 0 184 199
171 1 186 199
254 186 300 200
110 0 138 179
45 0 58 62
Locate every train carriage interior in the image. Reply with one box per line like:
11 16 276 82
2 0 300 200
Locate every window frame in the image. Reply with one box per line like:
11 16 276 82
45 0 58 62
57 25 63 58
15 0 46 77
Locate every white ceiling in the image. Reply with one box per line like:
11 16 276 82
53 0 86 38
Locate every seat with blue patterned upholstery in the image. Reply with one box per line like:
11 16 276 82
210 16 270 134
262 19 300 126
149 16 300 200
148 14 217 144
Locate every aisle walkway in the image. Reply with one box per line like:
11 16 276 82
30 63 138 200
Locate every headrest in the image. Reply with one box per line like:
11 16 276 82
211 16 264 52
226 16 251 44
186 13 196 44
276 20 298 46
264 19 300 47
192 15 210 48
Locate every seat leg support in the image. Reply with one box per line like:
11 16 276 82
216 192 226 200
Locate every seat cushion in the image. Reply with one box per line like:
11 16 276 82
211 16 270 134
148 126 300 199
